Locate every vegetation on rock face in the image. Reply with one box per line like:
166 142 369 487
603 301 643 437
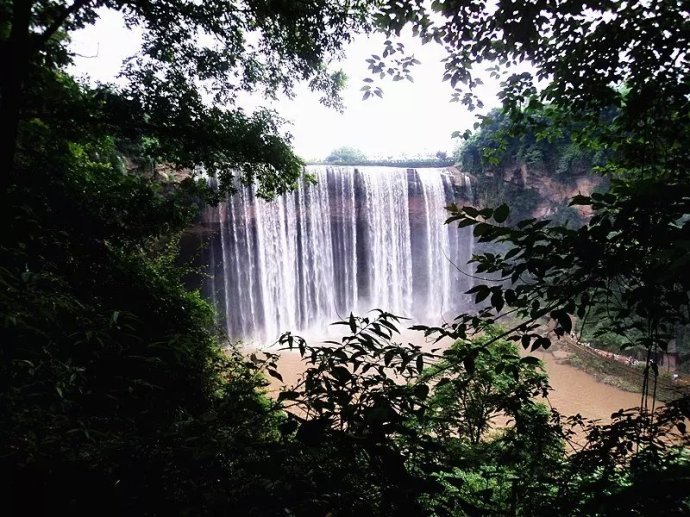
457 109 603 179
454 108 606 224
2 0 690 515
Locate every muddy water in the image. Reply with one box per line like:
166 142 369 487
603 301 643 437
526 348 644 421
259 329 645 422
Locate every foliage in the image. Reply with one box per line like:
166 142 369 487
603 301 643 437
372 0 690 510
453 108 604 224
419 327 562 515
1 133 283 513
456 109 601 179
276 314 690 515
277 313 565 515
0 0 379 513
3 0 690 514
422 325 549 445
454 108 689 365
1 0 376 199
372 0 690 424
325 146 368 164
276 312 439 514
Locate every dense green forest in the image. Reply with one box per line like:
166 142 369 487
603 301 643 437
2 1 689 515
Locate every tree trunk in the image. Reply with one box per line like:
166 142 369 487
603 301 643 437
0 0 33 192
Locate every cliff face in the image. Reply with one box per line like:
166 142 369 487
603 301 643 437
467 161 604 224
511 163 603 219
454 107 608 222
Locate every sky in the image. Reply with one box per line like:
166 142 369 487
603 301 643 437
69 10 501 161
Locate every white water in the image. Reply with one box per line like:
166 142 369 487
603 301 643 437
203 166 474 343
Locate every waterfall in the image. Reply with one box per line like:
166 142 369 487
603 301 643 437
202 165 474 343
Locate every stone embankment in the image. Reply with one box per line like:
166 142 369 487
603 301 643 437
553 335 689 403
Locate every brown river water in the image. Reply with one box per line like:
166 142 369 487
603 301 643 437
257 329 646 423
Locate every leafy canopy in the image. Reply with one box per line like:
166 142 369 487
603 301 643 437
0 0 375 198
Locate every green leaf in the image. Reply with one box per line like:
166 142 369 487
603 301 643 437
278 390 299 401
435 377 451 388
332 366 352 383
559 312 572 333
463 206 479 217
520 356 541 366
267 369 283 382
470 285 491 303
569 195 591 206
413 383 430 400
505 247 521 260
493 203 509 223
491 290 504 312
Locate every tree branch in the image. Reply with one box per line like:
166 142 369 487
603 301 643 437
35 0 93 49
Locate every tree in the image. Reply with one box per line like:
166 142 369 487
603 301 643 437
0 1 382 513
423 325 549 445
383 0 690 411
456 108 603 178
0 0 375 198
373 1 690 509
435 150 448 161
277 313 563 515
325 146 368 164
4 0 690 513
453 107 606 225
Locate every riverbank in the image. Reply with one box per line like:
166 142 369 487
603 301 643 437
544 336 690 404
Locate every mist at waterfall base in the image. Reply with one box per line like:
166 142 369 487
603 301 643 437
201 166 475 344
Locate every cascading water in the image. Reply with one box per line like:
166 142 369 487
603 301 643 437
202 165 474 343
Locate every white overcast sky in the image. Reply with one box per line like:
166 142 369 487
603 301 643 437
69 10 502 161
